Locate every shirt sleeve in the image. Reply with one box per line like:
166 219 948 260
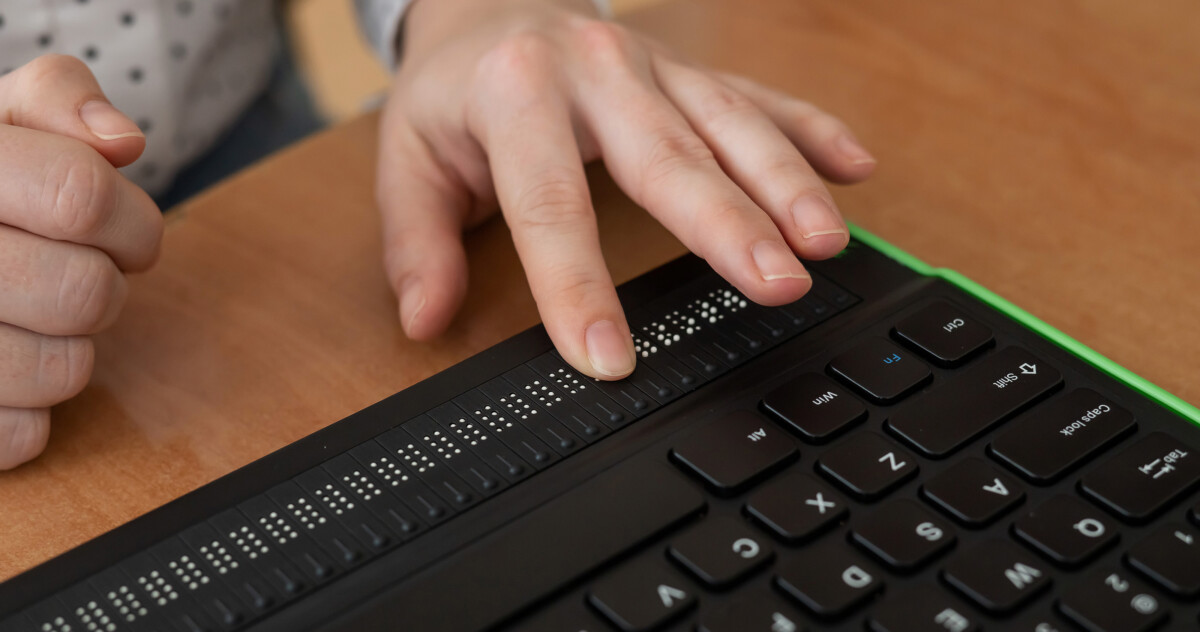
354 0 614 70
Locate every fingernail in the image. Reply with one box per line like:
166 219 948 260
79 100 143 141
400 280 426 335
752 240 809 282
836 134 876 165
585 320 635 378
790 195 847 241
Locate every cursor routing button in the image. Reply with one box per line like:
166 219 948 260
588 558 697 632
671 412 798 495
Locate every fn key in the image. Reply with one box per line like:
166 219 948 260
672 412 797 495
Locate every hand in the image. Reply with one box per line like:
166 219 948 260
0 56 163 469
375 0 874 380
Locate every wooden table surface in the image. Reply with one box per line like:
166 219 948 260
2 0 1198 583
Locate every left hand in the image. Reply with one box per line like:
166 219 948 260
374 0 875 380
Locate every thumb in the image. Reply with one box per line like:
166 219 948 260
0 54 145 167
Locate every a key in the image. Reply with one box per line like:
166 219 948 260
921 457 1024 527
698 592 808 632
745 471 847 543
775 540 882 619
1080 431 1200 523
817 431 918 500
886 347 1062 457
828 337 932 404
851 499 955 571
587 559 696 632
867 584 979 632
671 411 797 494
1012 494 1117 567
1126 522 1200 597
667 516 774 588
892 300 993 366
990 389 1136 483
760 374 868 443
942 539 1051 614
1057 568 1166 632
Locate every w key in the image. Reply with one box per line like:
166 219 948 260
671 412 797 495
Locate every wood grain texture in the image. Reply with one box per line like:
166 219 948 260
1 0 1198 582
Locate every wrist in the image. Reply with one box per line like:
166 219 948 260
401 0 602 66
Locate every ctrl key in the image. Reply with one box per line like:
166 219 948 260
1058 568 1166 632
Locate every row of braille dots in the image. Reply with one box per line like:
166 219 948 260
632 330 658 359
36 615 70 632
523 380 563 408
258 512 300 545
229 525 270 559
313 483 355 515
167 555 210 591
473 405 514 432
548 367 587 396
497 393 537 420
425 429 462 460
342 471 384 500
104 585 148 623
448 418 489 446
643 312 694 349
367 458 409 486
135 570 179 606
199 541 238 575
286 497 326 529
693 288 748 324
395 444 435 473
72 601 112 632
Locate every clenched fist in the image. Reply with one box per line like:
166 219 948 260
0 55 163 469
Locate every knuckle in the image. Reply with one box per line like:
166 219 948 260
41 146 116 242
690 201 752 254
479 32 556 88
572 20 631 62
34 336 93 405
55 249 122 333
641 130 714 191
0 408 50 471
696 85 758 131
511 169 591 233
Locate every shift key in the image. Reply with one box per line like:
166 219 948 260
887 347 1062 457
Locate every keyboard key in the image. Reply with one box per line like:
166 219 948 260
867 584 979 632
667 516 774 588
1058 568 1166 632
587 559 696 632
745 471 847 543
851 499 955 571
1012 495 1117 567
921 457 1024 527
817 431 918 500
508 595 609 632
1126 522 1200 597
671 412 797 494
990 389 1136 483
942 539 1051 614
698 592 808 632
828 337 932 404
761 374 867 443
775 540 882 619
1080 431 1200 522
892 300 993 366
887 347 1062 457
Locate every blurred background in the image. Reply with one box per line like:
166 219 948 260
286 0 657 122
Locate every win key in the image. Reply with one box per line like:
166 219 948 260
887 347 1062 457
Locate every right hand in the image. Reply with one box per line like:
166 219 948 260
0 55 163 470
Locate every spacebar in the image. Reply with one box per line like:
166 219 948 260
328 459 705 631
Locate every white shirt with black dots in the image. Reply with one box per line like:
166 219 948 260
0 0 411 195
0 0 609 196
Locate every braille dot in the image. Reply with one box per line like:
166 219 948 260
128 67 144 83
120 12 135 26
38 33 53 47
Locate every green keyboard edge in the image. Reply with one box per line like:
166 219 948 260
847 221 1200 426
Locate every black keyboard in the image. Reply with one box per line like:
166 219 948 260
3 236 1200 632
